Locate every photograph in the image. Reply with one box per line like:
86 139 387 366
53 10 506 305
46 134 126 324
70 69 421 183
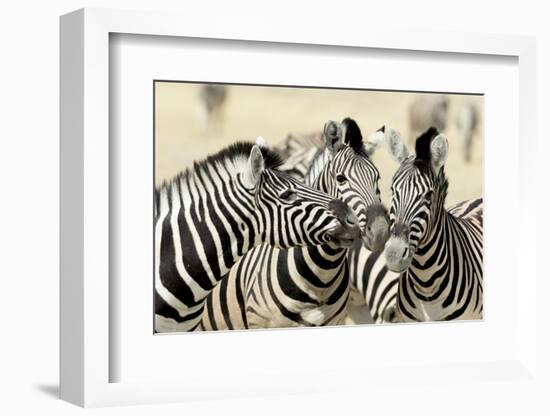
153 81 484 333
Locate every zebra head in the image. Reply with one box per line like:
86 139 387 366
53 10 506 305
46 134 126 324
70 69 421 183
384 127 449 273
241 143 362 249
308 118 389 251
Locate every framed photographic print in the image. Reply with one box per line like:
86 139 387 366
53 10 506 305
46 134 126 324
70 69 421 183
60 7 538 408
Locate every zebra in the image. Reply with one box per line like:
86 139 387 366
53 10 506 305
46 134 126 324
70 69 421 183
384 126 483 322
260 127 402 325
277 131 325 159
454 101 479 163
276 131 325 179
278 142 323 180
198 84 228 133
199 84 228 117
200 118 390 330
155 141 362 332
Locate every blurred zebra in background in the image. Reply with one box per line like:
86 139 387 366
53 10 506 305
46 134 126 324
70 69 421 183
275 131 325 178
384 127 483 321
154 141 360 332
198 84 228 132
454 101 479 163
200 118 389 330
409 95 480 163
277 131 324 159
409 95 449 142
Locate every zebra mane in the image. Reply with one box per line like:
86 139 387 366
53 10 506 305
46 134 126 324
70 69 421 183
157 141 285 192
203 141 284 171
393 127 449 206
342 117 368 156
413 126 439 173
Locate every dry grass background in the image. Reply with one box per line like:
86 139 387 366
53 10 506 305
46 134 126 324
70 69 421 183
155 82 483 207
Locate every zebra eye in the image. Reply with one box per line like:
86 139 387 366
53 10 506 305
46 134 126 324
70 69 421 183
425 191 433 202
280 189 298 202
336 174 347 184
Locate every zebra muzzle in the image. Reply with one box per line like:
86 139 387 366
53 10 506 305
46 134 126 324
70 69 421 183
363 204 390 251
384 235 412 273
326 199 362 247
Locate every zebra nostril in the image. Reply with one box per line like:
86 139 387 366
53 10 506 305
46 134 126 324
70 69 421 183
402 247 409 259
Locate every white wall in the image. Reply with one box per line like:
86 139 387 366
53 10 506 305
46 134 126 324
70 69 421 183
1 0 547 414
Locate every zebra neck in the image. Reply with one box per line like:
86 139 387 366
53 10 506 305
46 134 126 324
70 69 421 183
292 244 349 289
406 205 452 297
176 173 261 286
215 178 263 277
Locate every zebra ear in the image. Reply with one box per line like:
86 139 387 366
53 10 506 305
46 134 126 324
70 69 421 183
364 125 385 156
255 135 269 149
323 120 345 156
387 127 409 163
242 145 265 189
430 133 448 174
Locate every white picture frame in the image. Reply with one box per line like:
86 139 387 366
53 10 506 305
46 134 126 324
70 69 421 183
60 7 539 408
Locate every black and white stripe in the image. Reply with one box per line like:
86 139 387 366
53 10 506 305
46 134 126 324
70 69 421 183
346 241 400 323
384 127 483 322
200 119 389 330
155 141 359 332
